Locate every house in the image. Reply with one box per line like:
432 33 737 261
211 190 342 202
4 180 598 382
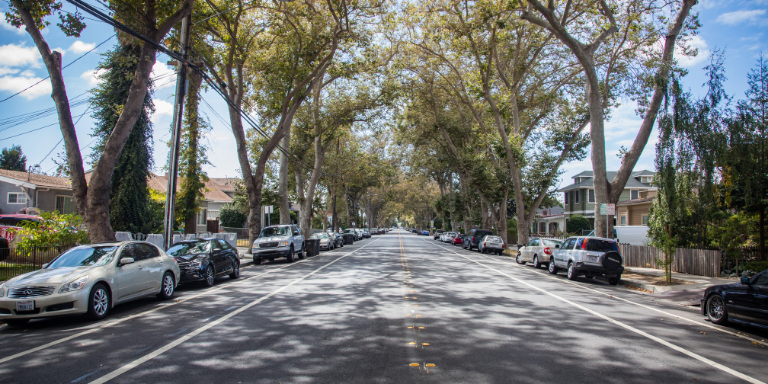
529 206 565 235
557 170 656 229
148 173 234 232
0 169 76 215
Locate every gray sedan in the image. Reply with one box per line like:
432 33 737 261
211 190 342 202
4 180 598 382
0 241 180 326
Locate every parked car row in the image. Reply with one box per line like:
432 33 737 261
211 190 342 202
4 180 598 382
433 228 506 255
517 236 624 285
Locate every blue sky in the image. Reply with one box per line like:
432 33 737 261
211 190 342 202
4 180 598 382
0 1 766 186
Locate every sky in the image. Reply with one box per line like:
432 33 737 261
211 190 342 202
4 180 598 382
0 1 766 187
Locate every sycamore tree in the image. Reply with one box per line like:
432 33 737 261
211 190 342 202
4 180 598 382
5 0 193 242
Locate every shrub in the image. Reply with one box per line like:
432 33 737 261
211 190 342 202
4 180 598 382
220 204 246 228
11 211 90 252
566 215 591 235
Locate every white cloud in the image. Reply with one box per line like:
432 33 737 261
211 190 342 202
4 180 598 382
699 0 728 9
151 62 177 90
0 43 41 68
0 73 51 99
0 16 24 35
677 35 710 68
0 67 19 76
69 41 96 54
716 9 766 25
80 68 108 87
51 47 66 56
151 99 174 124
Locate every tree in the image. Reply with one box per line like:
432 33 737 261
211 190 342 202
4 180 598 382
89 44 155 234
5 0 193 241
566 215 590 235
522 0 698 238
0 145 26 171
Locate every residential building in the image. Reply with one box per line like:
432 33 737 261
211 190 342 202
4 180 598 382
529 206 565 235
0 169 76 215
148 173 234 233
557 170 656 229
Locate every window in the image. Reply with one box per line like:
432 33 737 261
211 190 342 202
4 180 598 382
540 223 546 232
620 215 627 226
586 239 620 252
588 189 595 203
196 209 207 225
564 192 568 204
631 190 639 200
56 195 77 214
207 210 219 220
211 240 223 251
121 244 144 261
136 243 160 259
575 238 585 249
7 192 26 204
642 215 648 225
218 239 232 250
753 273 768 286
575 190 580 203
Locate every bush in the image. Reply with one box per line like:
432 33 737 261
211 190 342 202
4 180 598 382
220 204 246 228
11 211 90 251
566 215 591 235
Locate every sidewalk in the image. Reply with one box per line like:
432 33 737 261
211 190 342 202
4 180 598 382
620 267 737 305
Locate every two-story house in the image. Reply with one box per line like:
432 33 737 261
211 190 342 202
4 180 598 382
557 170 656 230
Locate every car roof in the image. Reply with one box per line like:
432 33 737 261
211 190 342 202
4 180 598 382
566 236 616 242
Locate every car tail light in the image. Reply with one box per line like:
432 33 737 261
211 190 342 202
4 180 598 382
472 237 475 242
483 242 486 246
581 240 587 250
501 244 505 248
544 247 552 255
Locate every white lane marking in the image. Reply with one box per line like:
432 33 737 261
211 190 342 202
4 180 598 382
0 255 320 365
424 239 766 384
432 240 768 348
89 238 382 384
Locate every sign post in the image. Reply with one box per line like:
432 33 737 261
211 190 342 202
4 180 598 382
264 205 273 227
599 203 616 238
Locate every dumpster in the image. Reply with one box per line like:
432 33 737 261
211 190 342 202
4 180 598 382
342 233 354 245
304 239 321 256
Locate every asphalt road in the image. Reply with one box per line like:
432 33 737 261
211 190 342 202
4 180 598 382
0 231 767 384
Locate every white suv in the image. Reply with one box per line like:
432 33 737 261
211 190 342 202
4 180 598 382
548 236 623 285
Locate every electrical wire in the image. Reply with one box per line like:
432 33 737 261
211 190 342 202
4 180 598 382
0 35 115 103
36 104 91 171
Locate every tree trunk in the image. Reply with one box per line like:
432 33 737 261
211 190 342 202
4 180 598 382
279 126 292 224
760 208 765 262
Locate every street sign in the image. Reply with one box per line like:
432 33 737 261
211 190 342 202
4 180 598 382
599 203 615 215
264 205 273 214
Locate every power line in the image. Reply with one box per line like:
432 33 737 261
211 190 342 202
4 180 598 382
0 35 115 103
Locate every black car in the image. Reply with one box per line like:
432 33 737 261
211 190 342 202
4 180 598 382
167 238 240 287
327 232 344 248
463 229 494 251
702 268 768 330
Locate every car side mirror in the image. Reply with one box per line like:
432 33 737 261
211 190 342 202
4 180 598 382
119 257 135 265
741 276 750 285
555 245 560 249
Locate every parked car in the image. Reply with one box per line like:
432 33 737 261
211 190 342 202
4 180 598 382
345 228 361 241
327 232 344 248
167 238 240 287
412 229 418 234
548 236 624 285
362 228 371 238
251 225 305 264
355 229 365 240
310 233 335 251
0 241 180 326
478 235 505 255
464 229 494 251
452 235 464 246
433 230 444 240
421 230 430 236
516 238 563 268
0 214 42 246
442 232 457 243
702 268 768 330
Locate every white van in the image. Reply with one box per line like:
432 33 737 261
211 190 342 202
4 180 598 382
587 226 649 245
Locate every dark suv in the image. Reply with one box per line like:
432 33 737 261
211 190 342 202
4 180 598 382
463 229 494 251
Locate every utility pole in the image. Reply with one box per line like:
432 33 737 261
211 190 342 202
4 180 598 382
163 12 193 250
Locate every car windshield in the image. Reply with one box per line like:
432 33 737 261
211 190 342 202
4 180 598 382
167 241 210 256
543 239 563 247
310 233 329 239
47 246 118 268
586 239 620 252
260 226 290 237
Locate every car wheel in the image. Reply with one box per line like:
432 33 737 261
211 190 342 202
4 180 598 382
202 264 215 287
607 275 619 285
548 260 558 274
85 283 110 320
229 261 240 279
254 257 262 265
533 256 541 268
286 247 295 263
497 251 502 255
707 294 728 325
516 253 525 264
567 262 578 280
3 319 30 327
298 244 306 259
157 272 175 299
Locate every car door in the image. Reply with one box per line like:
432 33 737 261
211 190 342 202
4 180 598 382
209 240 226 274
134 243 162 292
528 239 540 262
115 244 147 299
292 225 303 250
219 239 237 272
556 238 575 267
741 272 768 325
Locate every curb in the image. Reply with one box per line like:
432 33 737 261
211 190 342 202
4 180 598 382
619 278 680 293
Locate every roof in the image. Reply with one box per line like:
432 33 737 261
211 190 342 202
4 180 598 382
0 169 72 189
616 197 656 206
208 178 239 193
558 170 655 192
149 173 234 203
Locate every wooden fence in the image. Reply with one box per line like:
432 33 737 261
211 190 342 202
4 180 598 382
618 244 722 277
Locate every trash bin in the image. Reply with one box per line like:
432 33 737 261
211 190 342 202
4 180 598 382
305 239 321 256
342 233 354 245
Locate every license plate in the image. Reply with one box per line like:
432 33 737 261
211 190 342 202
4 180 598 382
16 300 34 311
588 256 598 261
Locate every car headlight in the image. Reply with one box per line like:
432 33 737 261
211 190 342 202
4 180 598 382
278 240 290 247
60 275 89 293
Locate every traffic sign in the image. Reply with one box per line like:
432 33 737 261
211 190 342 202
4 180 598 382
599 203 615 215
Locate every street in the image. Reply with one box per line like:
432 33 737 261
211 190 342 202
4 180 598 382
0 231 766 384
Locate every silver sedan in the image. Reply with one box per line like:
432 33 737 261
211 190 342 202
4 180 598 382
0 241 180 326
